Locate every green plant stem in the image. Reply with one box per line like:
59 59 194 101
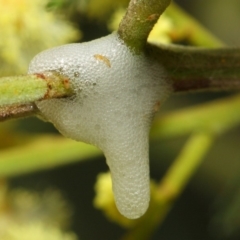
0 72 74 121
147 44 240 92
0 136 101 178
0 72 72 106
121 131 214 240
118 0 171 54
165 2 225 47
151 94 240 139
1 47 240 122
158 132 214 194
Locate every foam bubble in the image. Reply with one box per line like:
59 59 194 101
28 32 170 219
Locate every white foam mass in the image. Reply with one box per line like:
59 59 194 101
28 32 170 219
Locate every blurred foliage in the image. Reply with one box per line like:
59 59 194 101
0 0 81 77
47 0 129 20
0 0 240 240
0 180 77 240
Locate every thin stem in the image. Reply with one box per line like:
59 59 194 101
118 0 171 54
147 43 240 92
0 71 74 121
0 104 38 122
151 94 240 139
0 136 101 178
158 132 214 194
